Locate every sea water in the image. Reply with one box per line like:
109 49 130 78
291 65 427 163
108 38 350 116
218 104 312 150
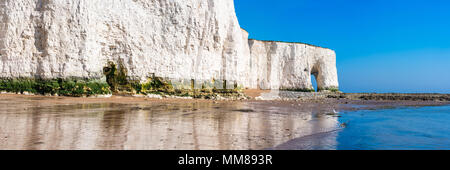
335 105 450 150
273 105 450 150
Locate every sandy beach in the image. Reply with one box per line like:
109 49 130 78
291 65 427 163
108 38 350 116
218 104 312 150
0 93 448 150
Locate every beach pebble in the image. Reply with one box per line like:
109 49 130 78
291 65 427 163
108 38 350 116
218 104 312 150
132 94 146 98
146 94 163 99
96 94 113 98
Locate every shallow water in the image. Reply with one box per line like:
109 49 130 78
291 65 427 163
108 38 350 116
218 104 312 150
336 105 450 150
0 96 340 150
1 96 449 150
273 105 450 150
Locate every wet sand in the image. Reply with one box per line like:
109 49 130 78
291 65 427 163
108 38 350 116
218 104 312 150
0 94 448 150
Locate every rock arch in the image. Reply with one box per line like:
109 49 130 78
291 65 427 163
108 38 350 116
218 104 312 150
248 39 339 91
310 65 319 91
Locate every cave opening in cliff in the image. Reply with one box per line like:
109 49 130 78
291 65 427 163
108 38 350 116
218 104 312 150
311 74 318 92
311 64 320 92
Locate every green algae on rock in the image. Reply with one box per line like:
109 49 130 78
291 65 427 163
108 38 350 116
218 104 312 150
0 78 111 97
318 87 340 93
99 61 247 99
282 88 316 93
103 61 131 93
0 61 248 99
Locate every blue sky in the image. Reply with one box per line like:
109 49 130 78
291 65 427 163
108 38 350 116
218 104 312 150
235 0 450 93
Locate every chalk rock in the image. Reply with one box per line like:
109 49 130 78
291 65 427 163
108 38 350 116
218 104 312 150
146 94 163 99
248 40 339 91
0 0 338 91
0 0 251 84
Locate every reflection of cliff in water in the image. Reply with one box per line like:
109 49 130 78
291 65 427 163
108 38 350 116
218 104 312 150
0 98 340 150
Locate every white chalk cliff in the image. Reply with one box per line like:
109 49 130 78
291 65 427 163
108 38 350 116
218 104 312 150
248 40 338 91
0 0 338 91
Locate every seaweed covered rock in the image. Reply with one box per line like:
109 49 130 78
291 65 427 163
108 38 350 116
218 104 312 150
0 78 111 97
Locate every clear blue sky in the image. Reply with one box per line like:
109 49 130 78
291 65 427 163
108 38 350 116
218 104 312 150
235 0 450 93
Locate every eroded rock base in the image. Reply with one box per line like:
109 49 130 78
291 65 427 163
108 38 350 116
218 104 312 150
0 61 248 99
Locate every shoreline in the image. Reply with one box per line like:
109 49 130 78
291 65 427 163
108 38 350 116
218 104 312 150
1 93 449 113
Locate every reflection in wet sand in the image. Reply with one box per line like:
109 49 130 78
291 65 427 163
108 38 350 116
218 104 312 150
0 97 340 150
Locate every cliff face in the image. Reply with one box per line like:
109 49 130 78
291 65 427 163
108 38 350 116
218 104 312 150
0 0 251 84
0 0 338 91
248 40 339 91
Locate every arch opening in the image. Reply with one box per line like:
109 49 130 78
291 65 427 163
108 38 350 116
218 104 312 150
310 64 320 92
311 74 318 92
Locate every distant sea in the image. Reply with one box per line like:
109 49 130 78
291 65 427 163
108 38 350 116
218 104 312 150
336 105 450 150
273 105 450 150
